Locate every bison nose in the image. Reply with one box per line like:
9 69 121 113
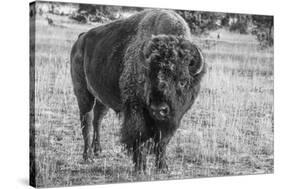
151 103 170 117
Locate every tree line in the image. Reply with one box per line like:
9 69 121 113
75 5 273 47
176 10 273 47
55 4 273 47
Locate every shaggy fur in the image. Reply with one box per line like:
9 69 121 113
70 9 205 172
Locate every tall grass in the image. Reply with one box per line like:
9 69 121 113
32 15 273 187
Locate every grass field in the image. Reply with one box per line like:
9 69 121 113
32 14 274 187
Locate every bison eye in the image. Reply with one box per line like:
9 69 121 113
178 79 187 88
189 59 195 67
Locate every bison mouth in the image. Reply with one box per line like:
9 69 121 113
148 101 171 121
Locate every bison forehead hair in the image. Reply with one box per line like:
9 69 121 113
144 35 203 74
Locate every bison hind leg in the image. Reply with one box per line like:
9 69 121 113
76 91 95 161
92 99 107 155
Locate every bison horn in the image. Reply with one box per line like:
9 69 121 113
193 46 205 76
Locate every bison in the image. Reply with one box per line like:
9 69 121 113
70 9 205 172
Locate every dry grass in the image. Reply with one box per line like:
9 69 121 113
32 14 274 187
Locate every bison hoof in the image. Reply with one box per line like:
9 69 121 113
156 160 168 173
83 148 96 161
134 167 146 175
93 143 102 156
134 163 147 174
83 152 91 161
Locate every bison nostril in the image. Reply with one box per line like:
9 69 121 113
159 82 167 91
150 103 170 118
159 105 170 116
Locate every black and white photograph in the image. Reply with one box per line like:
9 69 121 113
29 0 274 188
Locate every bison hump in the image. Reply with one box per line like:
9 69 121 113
137 9 191 40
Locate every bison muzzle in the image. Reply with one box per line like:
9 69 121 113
70 9 205 172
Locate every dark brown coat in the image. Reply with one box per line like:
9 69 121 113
71 9 205 172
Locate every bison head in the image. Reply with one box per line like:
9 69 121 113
141 35 205 124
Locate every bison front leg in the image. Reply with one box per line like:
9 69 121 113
121 109 148 173
155 142 168 171
132 139 147 173
154 131 172 172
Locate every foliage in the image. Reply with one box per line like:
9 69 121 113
78 4 122 19
176 10 273 48
252 15 273 47
69 13 87 23
229 22 248 34
176 10 224 35
225 14 250 34
73 4 144 23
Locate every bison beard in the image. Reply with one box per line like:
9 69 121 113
70 9 205 172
